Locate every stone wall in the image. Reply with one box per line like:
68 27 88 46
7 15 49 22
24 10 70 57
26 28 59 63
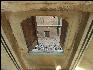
36 16 62 38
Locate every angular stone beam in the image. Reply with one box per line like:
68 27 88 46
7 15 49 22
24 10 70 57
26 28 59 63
1 1 93 12
1 12 27 70
65 12 89 70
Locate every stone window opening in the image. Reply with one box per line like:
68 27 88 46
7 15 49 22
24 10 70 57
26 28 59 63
44 31 50 37
21 16 68 54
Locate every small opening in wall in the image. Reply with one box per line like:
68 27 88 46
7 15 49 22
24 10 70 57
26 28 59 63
44 31 50 37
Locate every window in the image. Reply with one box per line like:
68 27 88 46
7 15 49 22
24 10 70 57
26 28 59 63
44 31 50 37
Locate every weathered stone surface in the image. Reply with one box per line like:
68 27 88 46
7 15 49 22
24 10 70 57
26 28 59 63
1 1 93 70
1 1 93 12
